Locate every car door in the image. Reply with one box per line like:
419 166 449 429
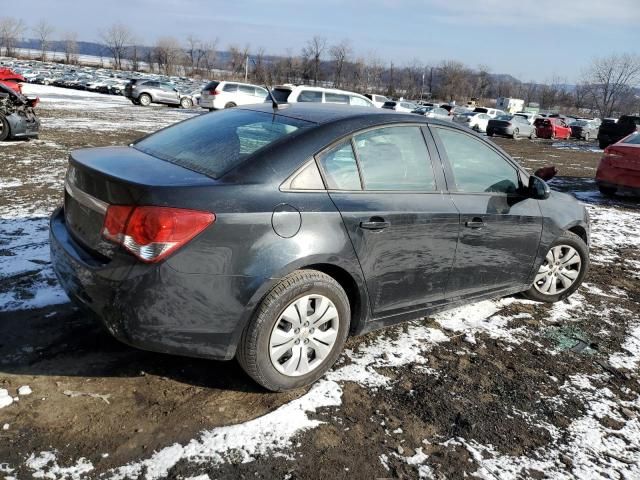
317 125 460 318
430 126 543 299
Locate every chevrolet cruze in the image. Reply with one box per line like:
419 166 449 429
50 104 590 391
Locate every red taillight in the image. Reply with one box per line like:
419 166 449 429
209 89 220 95
102 206 215 263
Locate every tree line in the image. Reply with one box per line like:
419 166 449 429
1 16 639 117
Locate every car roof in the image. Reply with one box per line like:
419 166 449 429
238 102 457 127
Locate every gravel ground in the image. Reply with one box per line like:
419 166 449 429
0 85 638 480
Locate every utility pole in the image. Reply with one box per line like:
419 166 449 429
245 55 249 82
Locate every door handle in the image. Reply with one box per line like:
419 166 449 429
465 217 484 229
360 219 390 230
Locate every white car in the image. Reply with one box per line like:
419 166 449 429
381 100 418 113
272 85 375 107
199 81 268 110
472 107 505 118
514 112 538 125
453 112 491 132
364 93 391 108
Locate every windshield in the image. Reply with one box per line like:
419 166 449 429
134 109 313 178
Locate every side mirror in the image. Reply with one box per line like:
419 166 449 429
529 175 550 200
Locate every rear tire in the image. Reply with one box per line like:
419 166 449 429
523 231 589 303
512 129 519 140
529 130 536 140
138 94 151 107
487 130 494 137
180 97 193 109
599 140 607 149
598 185 617 197
584 132 590 141
237 270 350 392
0 115 9 141
224 102 237 109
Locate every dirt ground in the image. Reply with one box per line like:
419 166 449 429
1 85 639 479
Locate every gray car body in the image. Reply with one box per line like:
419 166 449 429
49 104 590 363
125 80 188 106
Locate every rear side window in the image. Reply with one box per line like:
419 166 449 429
318 141 361 190
298 90 323 102
223 83 238 92
382 101 396 108
134 110 312 178
434 128 519 194
353 126 435 191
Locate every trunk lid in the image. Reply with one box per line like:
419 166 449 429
64 147 216 258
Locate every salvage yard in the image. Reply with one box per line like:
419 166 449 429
1 85 639 479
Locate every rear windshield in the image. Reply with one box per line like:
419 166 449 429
623 132 640 144
134 109 313 178
272 88 291 102
473 108 488 113
382 101 397 107
203 81 219 91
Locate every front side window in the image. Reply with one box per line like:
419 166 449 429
623 132 640 144
434 128 520 194
134 109 311 178
353 126 436 191
317 141 361 190
325 93 349 104
238 85 255 95
350 96 372 107
297 90 323 102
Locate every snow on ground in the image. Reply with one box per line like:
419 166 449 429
1 85 639 478
552 141 603 153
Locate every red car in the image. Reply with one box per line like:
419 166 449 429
0 68 26 94
534 118 571 140
596 132 640 196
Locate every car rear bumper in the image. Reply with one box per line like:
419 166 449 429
49 207 250 361
487 126 514 136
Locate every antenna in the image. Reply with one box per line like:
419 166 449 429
265 85 279 110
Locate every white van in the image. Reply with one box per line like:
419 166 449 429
473 107 505 118
271 85 375 107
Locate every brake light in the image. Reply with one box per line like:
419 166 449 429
102 206 215 263
209 89 219 95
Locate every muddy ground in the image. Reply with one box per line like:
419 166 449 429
0 85 639 479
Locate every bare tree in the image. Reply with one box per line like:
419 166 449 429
202 40 218 78
583 54 640 117
0 17 26 57
62 31 78 64
302 36 327 86
154 36 183 76
186 35 209 76
32 19 54 61
437 61 471 101
329 39 351 88
100 23 133 70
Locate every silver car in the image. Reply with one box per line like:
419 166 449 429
124 80 194 108
412 106 452 121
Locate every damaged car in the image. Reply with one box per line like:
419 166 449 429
0 83 40 142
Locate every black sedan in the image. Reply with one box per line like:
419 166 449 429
50 104 590 391
570 120 599 141
0 83 40 141
487 114 536 139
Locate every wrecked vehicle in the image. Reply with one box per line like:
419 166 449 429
0 83 40 141
0 67 26 94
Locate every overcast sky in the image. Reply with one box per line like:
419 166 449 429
20 0 640 82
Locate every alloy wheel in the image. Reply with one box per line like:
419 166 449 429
269 294 340 377
533 245 582 295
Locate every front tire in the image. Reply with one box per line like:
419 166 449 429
237 270 350 392
224 102 237 109
529 130 536 140
584 132 590 141
512 128 519 140
138 93 152 106
523 231 589 303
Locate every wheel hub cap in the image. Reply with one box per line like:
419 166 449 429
269 294 339 377
533 245 582 295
